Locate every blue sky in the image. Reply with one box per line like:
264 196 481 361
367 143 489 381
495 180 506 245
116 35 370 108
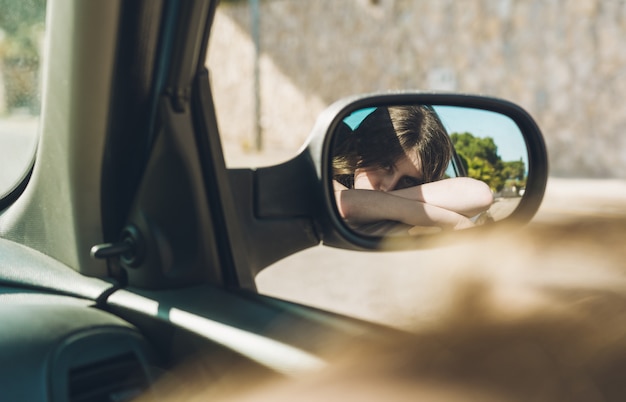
433 105 528 167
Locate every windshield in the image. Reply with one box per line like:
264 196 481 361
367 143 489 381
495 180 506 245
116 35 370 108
0 0 46 203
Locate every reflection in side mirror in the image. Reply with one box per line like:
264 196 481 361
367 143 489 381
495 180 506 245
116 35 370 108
331 104 531 237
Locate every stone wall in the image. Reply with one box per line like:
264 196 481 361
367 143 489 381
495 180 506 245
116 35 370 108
207 0 626 177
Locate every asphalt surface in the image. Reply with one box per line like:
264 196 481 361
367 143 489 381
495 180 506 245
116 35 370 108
257 177 626 329
3 120 626 330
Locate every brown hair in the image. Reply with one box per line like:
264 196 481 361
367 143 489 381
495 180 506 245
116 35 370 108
332 105 453 188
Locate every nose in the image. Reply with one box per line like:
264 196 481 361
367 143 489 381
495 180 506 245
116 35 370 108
379 172 401 192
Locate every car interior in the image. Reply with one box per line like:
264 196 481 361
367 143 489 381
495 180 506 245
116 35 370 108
0 1 550 401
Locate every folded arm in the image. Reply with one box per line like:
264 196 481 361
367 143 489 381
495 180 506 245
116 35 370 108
389 177 493 218
334 183 474 231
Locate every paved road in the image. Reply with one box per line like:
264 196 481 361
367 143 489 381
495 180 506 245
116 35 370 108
257 177 626 329
3 121 626 330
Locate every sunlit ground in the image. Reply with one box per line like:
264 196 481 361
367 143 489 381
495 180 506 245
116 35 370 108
3 122 626 333
256 176 626 329
224 146 626 330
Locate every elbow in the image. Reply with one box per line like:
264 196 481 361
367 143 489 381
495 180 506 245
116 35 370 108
465 178 494 216
478 180 495 209
335 190 349 220
335 189 360 222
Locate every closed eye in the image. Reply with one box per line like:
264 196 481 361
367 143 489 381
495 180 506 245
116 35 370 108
381 163 394 172
395 176 424 190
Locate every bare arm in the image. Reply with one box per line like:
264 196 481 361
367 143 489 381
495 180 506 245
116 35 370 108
389 177 493 218
334 182 474 230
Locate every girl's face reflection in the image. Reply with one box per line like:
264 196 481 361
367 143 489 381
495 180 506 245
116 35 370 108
353 151 424 192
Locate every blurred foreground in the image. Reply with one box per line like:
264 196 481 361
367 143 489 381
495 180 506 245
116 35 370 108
160 195 626 401
257 177 626 329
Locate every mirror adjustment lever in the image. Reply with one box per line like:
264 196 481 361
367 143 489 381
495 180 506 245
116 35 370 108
90 225 144 267
90 241 133 259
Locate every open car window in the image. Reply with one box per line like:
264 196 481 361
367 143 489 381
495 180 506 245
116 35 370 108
205 1 545 323
0 0 46 207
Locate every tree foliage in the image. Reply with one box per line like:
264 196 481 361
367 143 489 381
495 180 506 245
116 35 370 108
0 0 46 112
451 132 526 194
0 0 45 34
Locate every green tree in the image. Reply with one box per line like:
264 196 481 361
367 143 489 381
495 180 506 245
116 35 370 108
501 159 527 190
0 0 46 112
451 132 499 166
501 159 525 181
451 132 526 193
0 0 46 36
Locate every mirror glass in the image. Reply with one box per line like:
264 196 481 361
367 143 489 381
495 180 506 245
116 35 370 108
331 104 529 236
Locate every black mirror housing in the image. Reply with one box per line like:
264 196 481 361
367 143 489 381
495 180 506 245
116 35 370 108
228 92 548 281
308 92 548 251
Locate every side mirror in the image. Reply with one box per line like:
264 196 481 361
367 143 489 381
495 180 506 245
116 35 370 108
228 92 548 281
312 93 548 250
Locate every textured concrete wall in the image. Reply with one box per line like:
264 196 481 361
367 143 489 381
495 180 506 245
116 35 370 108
207 0 626 177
